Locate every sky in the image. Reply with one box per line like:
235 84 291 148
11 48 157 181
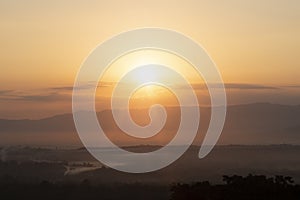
0 0 300 119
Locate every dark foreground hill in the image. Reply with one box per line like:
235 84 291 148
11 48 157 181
0 175 299 200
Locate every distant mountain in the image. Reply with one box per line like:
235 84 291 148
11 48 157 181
0 103 299 146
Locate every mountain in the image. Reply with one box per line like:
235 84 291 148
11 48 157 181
0 103 299 146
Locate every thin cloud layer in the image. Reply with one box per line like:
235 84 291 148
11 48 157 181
172 83 279 91
0 90 70 102
0 83 297 104
49 82 115 92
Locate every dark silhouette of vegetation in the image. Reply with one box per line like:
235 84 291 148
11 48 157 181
0 179 169 200
170 174 300 200
0 174 300 199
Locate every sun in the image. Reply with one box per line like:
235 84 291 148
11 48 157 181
134 66 160 83
95 49 204 109
100 49 202 85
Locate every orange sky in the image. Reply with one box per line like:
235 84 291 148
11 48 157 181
0 0 300 119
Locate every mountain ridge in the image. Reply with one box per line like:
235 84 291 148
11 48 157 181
0 103 299 146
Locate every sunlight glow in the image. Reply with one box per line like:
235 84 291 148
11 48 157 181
95 49 206 109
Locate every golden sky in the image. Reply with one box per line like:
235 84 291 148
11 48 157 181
0 0 299 119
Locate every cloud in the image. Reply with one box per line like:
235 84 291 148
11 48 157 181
0 90 70 102
174 83 279 91
48 83 279 92
283 85 300 88
98 82 115 88
49 82 115 91
0 83 287 104
50 86 74 91
14 93 70 102
0 90 14 95
0 82 115 103
224 83 279 90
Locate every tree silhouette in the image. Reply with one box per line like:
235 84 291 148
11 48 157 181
170 174 300 200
